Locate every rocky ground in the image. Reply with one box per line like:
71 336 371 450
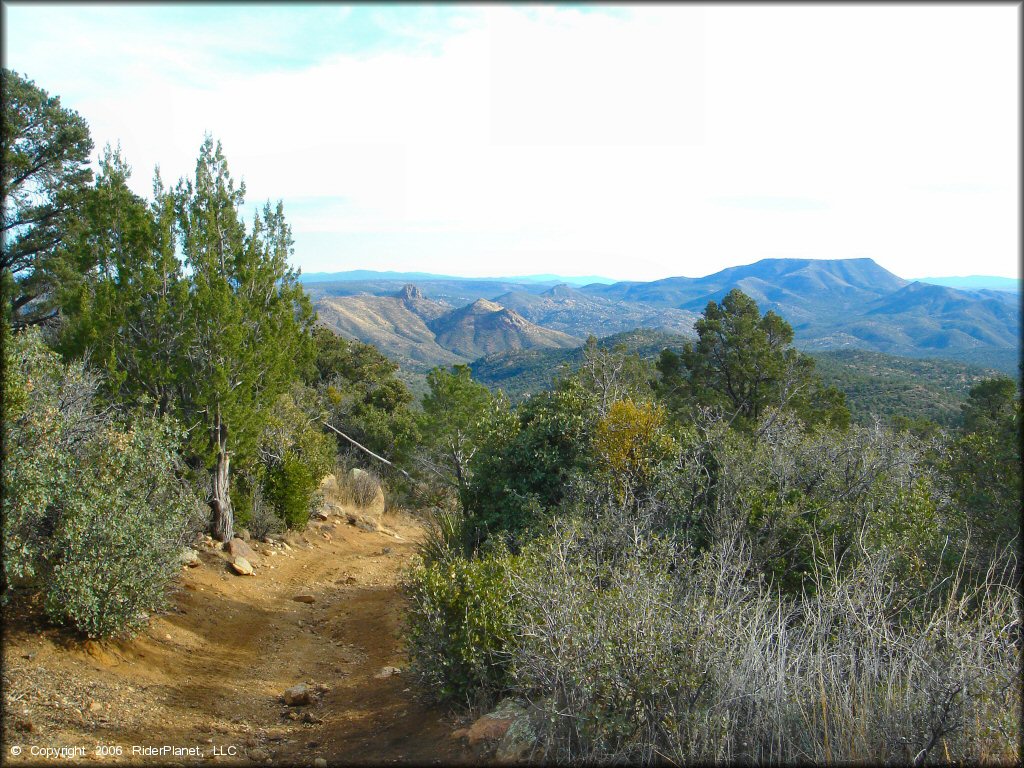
2 501 508 766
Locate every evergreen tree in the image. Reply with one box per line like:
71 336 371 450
1 69 93 329
173 137 315 540
419 364 496 503
57 147 187 415
659 289 848 430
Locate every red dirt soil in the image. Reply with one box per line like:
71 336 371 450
2 510 489 766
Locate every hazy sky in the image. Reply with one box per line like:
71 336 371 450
3 3 1019 281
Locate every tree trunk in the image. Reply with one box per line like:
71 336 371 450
209 408 234 542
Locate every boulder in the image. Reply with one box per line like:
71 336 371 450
346 513 379 532
466 699 534 758
495 712 537 763
179 549 200 568
225 537 256 560
283 683 312 706
230 556 254 576
466 715 514 745
237 528 251 542
293 594 316 604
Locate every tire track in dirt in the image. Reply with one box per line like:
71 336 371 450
2 509 479 765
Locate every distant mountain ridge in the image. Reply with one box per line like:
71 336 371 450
309 258 1019 373
915 275 1019 293
493 284 700 338
301 269 615 286
315 285 581 372
428 298 580 359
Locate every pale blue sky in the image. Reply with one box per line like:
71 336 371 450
3 3 1019 281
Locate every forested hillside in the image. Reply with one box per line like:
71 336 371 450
468 327 1008 430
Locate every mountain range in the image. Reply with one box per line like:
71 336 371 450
308 258 1020 375
315 284 580 372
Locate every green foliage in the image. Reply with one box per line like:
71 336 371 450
174 137 316 536
55 134 316 541
253 385 335 530
656 289 849 430
811 349 1002 428
2 329 197 637
43 419 195 638
1 68 94 329
313 326 419 464
404 546 518 706
56 148 186 414
465 378 597 543
419 364 499 504
944 375 1022 568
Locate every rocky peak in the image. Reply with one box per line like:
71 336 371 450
469 298 503 313
398 284 423 301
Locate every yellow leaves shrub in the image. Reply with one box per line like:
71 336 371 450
593 399 676 497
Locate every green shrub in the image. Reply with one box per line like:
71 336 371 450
404 546 517 706
44 420 195 638
2 328 198 637
257 386 335 529
233 475 283 541
465 379 596 542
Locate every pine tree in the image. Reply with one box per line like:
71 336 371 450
1 69 93 329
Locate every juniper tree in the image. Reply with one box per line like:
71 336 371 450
658 288 848 430
173 137 314 541
57 147 187 415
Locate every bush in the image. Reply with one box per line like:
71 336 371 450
257 386 335 529
404 545 518 707
44 420 195 638
3 328 197 637
464 379 596 543
348 468 382 508
234 479 283 541
510 519 1020 764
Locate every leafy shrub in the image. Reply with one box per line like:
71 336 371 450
257 386 335 529
44 420 195 638
592 398 676 501
3 329 197 637
404 545 517 707
465 379 596 542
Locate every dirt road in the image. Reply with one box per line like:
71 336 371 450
2 510 481 766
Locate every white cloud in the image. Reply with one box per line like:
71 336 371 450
4 4 1018 280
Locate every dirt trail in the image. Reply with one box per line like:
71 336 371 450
2 510 483 766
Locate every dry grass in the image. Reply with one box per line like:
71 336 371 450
331 461 383 509
510 520 1020 764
